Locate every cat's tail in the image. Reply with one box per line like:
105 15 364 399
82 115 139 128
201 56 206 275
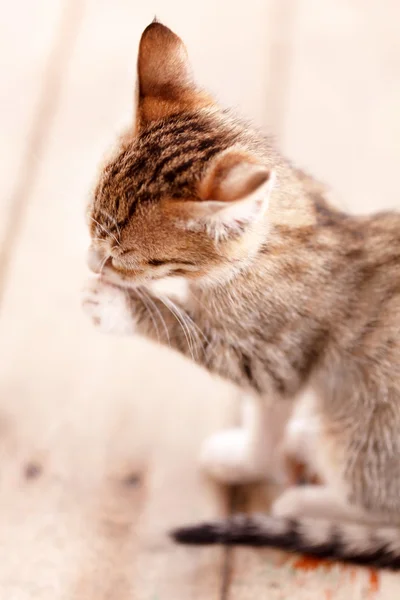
171 514 400 569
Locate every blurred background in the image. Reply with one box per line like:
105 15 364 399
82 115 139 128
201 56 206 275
0 1 399 598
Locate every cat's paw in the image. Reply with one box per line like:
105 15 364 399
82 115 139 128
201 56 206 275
199 428 268 485
82 277 135 335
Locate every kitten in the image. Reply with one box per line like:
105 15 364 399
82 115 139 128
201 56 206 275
83 21 400 568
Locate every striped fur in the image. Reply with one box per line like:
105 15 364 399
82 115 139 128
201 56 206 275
90 108 275 241
172 515 400 570
92 111 242 231
84 22 400 570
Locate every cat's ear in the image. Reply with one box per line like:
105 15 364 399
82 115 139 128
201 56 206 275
136 21 212 127
185 150 275 240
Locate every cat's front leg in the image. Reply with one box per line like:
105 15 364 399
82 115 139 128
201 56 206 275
82 277 138 335
200 395 291 485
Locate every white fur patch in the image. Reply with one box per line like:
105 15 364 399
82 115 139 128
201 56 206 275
200 428 251 484
147 276 189 303
82 277 135 335
199 428 268 484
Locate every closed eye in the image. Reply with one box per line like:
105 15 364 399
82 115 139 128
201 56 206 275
147 259 197 267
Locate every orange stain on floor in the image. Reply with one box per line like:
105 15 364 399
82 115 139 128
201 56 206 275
292 557 381 600
368 569 379 596
293 555 333 572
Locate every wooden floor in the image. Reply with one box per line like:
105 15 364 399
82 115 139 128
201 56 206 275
1 1 399 598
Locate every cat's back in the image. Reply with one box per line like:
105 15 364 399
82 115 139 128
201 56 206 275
290 176 400 376
324 208 400 390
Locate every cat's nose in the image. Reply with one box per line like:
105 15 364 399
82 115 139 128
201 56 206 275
87 246 107 274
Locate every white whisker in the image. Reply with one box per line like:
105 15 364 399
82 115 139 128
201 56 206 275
135 288 160 343
158 296 197 361
90 216 121 248
97 207 122 241
180 304 210 347
175 299 217 363
141 288 171 348
97 254 110 274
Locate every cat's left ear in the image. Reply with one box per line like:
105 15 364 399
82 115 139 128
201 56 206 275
185 150 275 240
135 21 212 128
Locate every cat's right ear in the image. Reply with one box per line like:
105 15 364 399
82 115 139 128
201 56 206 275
135 21 212 129
172 149 275 241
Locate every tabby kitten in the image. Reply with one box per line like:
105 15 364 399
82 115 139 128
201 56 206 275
83 21 400 568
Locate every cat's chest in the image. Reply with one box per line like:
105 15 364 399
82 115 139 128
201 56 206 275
188 286 277 338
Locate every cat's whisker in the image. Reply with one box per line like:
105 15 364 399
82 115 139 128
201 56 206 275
140 288 171 348
90 216 121 248
158 296 196 361
182 310 212 362
97 207 122 241
160 296 206 362
165 298 198 359
172 306 197 358
135 288 161 343
97 254 111 274
176 301 209 348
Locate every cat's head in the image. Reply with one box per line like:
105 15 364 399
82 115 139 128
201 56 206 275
87 21 275 289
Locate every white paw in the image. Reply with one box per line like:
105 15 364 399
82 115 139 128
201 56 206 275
284 415 320 457
82 277 135 335
199 428 267 485
271 487 306 518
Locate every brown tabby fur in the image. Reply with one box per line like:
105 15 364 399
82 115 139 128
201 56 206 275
84 21 400 568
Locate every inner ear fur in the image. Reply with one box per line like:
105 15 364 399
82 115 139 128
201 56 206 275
199 149 271 203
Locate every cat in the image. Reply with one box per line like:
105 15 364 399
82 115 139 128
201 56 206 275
82 20 400 569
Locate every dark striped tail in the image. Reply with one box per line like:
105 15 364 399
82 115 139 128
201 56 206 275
171 514 400 570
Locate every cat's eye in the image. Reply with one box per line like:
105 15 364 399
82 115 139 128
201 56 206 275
147 259 197 268
148 259 168 267
146 260 199 276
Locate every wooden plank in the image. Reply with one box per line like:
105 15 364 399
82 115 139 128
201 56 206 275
0 0 82 288
0 1 236 598
279 0 400 213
